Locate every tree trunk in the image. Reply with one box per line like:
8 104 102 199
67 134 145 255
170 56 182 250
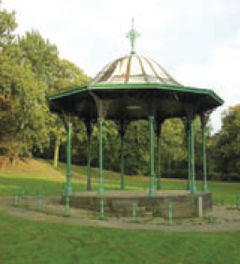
53 135 60 168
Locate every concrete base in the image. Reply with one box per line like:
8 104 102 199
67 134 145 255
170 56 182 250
63 190 212 218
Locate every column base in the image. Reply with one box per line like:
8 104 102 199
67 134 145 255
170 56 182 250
87 176 91 191
120 178 125 190
202 183 208 192
66 188 72 196
66 178 72 196
99 186 104 197
187 181 191 191
191 183 197 195
149 189 155 197
157 180 161 190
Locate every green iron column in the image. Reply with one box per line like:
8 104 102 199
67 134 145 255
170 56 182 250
119 120 127 190
187 121 191 191
86 120 93 191
98 117 104 197
149 116 155 197
156 123 162 190
201 114 208 192
87 132 92 191
120 133 125 190
66 122 72 196
189 118 197 194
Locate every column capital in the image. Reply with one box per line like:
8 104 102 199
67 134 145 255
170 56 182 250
117 119 129 137
155 119 164 135
187 115 196 122
98 117 105 124
200 112 209 128
84 119 93 137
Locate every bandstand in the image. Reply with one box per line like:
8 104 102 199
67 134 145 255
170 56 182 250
49 21 223 217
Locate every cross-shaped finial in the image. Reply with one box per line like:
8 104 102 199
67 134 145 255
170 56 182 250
126 18 140 55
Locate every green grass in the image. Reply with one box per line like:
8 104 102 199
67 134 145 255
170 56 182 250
1 211 240 264
0 159 240 263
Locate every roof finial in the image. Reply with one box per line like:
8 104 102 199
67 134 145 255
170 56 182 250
126 18 140 55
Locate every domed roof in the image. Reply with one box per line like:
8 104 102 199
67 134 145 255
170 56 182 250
49 19 224 123
91 54 180 86
91 19 180 87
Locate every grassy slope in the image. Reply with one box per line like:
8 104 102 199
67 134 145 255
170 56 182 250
0 159 240 264
1 159 239 205
50 160 240 205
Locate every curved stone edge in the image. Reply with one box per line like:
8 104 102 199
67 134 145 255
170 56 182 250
0 197 240 233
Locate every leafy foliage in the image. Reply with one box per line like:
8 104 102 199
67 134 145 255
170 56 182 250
52 59 91 93
0 48 49 160
18 31 59 89
212 105 240 181
0 3 90 163
0 1 17 46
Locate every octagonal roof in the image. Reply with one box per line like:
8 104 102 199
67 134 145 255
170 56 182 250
91 54 180 86
48 19 224 121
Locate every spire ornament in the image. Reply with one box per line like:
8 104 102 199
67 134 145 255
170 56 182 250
126 18 140 55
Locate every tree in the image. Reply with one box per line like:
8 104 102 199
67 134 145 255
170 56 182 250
48 59 91 168
124 121 149 175
17 31 91 167
18 30 59 90
213 105 240 181
0 51 49 162
0 1 17 47
52 59 90 93
0 6 49 161
161 119 186 177
49 114 66 168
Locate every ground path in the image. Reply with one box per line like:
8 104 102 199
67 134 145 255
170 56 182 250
1 196 240 232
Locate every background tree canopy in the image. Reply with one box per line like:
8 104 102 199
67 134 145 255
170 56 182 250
0 1 239 181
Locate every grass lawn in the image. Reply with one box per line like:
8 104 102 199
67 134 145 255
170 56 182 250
0 158 240 263
1 210 240 264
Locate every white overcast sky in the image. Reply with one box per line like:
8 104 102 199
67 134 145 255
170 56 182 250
3 0 240 132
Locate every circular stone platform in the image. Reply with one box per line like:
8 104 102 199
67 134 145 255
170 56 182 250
65 190 212 218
